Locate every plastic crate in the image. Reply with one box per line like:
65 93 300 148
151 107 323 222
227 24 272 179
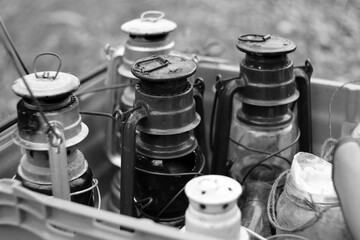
2 61 360 240
0 179 221 240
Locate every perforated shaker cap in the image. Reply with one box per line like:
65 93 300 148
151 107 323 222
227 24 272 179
121 11 177 36
185 175 242 214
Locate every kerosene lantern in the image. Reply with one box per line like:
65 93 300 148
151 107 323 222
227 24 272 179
105 11 178 213
118 55 205 227
106 11 177 167
212 34 313 184
12 53 94 206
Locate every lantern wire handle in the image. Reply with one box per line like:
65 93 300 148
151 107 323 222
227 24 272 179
33 52 62 80
210 74 241 148
140 11 165 22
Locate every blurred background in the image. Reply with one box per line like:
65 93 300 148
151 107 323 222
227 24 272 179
0 0 360 123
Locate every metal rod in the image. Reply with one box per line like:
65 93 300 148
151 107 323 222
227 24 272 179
193 77 209 173
0 16 29 75
211 77 246 175
294 60 313 153
120 106 148 217
47 123 71 201
80 111 116 120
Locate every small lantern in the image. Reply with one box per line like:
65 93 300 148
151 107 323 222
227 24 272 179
12 53 94 205
119 55 206 227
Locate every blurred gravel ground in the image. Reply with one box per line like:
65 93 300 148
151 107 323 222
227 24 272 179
0 0 360 121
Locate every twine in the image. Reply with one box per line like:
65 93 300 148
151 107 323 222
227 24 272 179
267 170 339 233
320 137 338 162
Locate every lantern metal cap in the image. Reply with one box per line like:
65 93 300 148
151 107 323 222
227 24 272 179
132 55 196 82
121 11 177 36
12 71 80 99
237 34 296 55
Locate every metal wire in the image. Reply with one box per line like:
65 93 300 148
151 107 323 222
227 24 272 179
210 74 240 149
241 130 300 184
209 83 219 149
134 167 205 177
70 179 101 210
134 197 153 211
228 137 292 165
70 179 99 196
33 52 62 80
75 83 135 96
155 172 203 219
80 111 116 120
95 180 101 210
38 179 101 209
155 185 187 219
0 16 29 75
80 106 142 122
328 80 360 138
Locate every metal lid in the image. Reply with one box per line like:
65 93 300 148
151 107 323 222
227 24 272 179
132 55 196 82
237 34 296 55
12 71 80 98
121 11 177 36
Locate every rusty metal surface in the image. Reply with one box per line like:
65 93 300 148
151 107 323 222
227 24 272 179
12 72 80 99
132 55 196 82
13 96 89 150
133 55 201 159
237 34 296 55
